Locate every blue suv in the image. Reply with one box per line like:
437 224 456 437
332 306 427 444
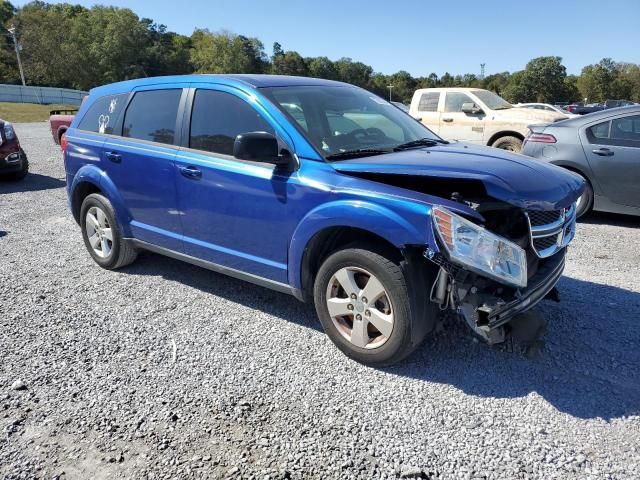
63 75 584 366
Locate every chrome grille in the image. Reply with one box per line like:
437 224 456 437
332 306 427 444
525 204 577 258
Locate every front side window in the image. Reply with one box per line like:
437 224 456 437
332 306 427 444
190 89 274 156
444 93 474 113
77 93 128 134
122 89 182 145
263 86 441 157
418 92 439 112
611 115 640 144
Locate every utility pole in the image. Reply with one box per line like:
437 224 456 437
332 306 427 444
387 85 394 102
8 25 26 86
480 63 486 80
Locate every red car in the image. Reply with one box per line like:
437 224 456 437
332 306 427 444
0 120 28 180
49 108 77 145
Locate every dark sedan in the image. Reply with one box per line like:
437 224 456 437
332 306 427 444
521 106 640 218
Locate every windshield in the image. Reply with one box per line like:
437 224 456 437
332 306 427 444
472 90 512 110
262 86 442 159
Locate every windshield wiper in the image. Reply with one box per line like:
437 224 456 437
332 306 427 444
325 148 391 160
393 138 448 151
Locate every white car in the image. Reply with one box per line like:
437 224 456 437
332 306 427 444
409 88 566 152
516 103 580 118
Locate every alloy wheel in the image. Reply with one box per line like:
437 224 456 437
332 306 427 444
85 206 113 258
325 266 394 349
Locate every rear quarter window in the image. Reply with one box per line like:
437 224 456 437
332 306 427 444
77 93 128 134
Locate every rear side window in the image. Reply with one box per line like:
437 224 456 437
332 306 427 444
189 89 274 156
122 89 182 145
588 121 610 141
77 93 128 134
417 92 439 112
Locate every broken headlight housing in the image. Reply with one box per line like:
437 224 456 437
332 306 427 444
432 206 527 288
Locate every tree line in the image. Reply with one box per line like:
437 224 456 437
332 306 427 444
2 1 639 105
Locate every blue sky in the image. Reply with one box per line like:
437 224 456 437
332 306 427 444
13 0 640 77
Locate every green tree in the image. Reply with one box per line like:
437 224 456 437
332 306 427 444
271 50 308 76
577 58 619 102
307 56 337 80
190 29 266 74
333 57 372 88
520 56 568 102
0 0 18 83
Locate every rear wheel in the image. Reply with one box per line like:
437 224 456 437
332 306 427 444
491 135 523 152
313 246 418 367
80 193 137 269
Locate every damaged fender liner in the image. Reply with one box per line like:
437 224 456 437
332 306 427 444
484 253 565 329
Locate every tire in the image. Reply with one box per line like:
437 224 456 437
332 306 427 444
491 135 523 152
2 157 28 181
80 193 137 269
574 176 593 219
313 246 418 367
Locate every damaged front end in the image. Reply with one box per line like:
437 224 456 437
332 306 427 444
425 201 577 344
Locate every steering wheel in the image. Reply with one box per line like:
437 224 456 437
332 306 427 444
327 127 389 150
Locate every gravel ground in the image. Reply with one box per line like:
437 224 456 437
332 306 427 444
1 123 639 480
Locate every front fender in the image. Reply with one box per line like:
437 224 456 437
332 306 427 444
70 165 132 237
287 200 433 289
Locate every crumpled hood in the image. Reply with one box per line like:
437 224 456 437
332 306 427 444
331 143 585 211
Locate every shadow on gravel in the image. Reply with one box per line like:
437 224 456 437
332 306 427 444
391 276 640 421
580 211 640 228
0 173 66 194
123 251 322 332
120 251 639 420
0 230 7 238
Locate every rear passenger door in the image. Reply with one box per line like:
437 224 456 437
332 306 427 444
102 86 187 251
413 91 441 134
582 113 640 207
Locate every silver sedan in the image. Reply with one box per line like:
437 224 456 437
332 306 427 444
521 106 640 218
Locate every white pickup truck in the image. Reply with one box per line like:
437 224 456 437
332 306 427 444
409 88 566 152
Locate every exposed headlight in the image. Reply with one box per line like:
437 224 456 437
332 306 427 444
432 207 527 288
3 123 16 141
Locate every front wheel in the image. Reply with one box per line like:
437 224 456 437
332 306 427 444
313 246 418 367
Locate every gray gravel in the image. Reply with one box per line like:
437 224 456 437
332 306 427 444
1 122 639 479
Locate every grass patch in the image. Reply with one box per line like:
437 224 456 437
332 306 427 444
0 102 78 123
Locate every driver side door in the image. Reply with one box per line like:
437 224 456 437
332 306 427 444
439 92 485 144
173 86 303 283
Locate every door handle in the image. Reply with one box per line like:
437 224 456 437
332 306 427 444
442 117 453 123
105 151 122 163
592 148 614 156
178 165 202 179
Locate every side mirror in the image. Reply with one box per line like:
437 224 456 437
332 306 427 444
233 132 287 165
461 102 483 115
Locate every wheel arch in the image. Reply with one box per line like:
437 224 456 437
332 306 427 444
486 130 525 146
69 165 132 236
288 200 432 298
57 126 68 144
